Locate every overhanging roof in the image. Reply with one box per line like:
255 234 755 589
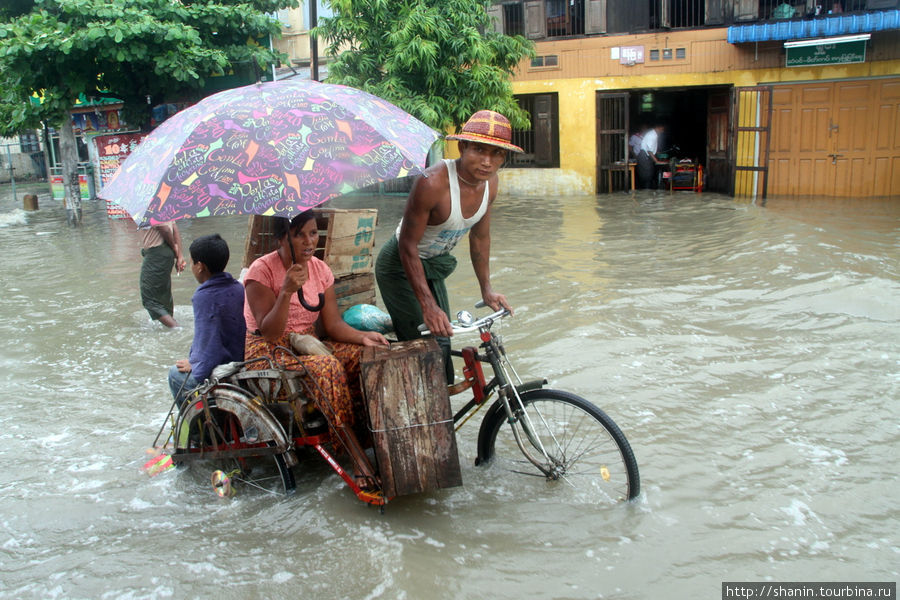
727 9 900 43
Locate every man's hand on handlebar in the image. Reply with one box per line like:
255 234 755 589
422 303 454 338
481 290 513 317
419 301 512 336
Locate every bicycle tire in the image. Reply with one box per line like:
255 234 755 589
475 389 640 502
175 394 297 496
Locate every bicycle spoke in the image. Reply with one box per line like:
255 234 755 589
478 389 640 503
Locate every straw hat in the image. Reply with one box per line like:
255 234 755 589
446 110 524 153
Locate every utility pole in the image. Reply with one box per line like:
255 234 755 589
309 0 319 81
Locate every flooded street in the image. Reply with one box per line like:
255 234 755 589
0 189 897 599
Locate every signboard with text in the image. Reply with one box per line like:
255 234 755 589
93 132 147 219
786 39 866 67
618 46 645 65
50 174 91 201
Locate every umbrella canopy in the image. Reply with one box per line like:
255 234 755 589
99 79 440 226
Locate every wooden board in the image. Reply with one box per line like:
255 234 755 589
360 339 462 498
334 272 376 313
324 249 373 278
316 208 377 278
242 209 377 275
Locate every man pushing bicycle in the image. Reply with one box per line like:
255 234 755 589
375 110 521 382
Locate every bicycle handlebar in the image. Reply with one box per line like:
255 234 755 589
418 301 510 336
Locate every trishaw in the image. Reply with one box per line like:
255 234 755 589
101 80 639 507
149 302 641 507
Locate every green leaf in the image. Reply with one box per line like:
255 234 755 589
0 0 295 131
317 0 532 130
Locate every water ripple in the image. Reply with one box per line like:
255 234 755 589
1 194 897 597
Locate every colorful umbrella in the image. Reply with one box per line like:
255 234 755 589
99 79 440 226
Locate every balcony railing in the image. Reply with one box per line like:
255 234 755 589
758 0 870 20
650 0 705 28
498 0 896 38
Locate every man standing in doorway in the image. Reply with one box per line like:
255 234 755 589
375 110 520 381
638 123 666 189
629 124 646 159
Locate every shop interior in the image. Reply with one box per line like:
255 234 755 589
629 87 710 164
603 85 732 194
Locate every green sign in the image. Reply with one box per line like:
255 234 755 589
786 39 866 67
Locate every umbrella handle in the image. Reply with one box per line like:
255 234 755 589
298 287 325 312
288 238 324 311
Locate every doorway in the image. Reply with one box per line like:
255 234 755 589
596 85 733 194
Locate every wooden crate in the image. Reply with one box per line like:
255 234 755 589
334 272 376 313
314 208 377 278
242 209 377 275
360 339 462 498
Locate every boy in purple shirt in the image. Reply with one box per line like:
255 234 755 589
168 234 246 409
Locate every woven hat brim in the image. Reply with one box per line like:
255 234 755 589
446 132 524 153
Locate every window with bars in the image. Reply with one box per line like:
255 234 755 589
649 0 705 28
546 0 584 37
509 93 560 168
544 0 885 36
19 132 40 154
504 2 525 36
760 0 869 19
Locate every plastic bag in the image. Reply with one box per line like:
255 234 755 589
342 304 393 334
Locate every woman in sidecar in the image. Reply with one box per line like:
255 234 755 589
241 211 388 485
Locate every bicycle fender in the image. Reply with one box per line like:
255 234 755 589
175 387 292 456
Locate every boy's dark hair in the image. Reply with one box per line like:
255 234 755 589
189 234 229 274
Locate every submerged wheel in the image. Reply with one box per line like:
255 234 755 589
476 389 640 502
175 394 296 496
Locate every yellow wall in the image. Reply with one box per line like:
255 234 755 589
501 78 599 195
509 51 900 195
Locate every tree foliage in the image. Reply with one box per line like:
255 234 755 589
0 0 36 20
0 0 296 136
315 0 534 132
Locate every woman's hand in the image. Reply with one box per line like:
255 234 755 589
359 331 390 347
281 262 309 295
175 358 192 373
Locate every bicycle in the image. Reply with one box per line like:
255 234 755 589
149 303 640 505
427 302 640 503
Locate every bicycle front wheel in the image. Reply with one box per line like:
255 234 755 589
476 389 640 502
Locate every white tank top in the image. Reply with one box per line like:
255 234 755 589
395 159 490 259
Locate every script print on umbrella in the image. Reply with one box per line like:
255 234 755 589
102 80 440 226
145 102 417 222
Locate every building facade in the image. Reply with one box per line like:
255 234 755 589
270 0 334 79
490 0 900 199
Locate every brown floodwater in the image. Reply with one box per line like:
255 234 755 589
0 189 897 598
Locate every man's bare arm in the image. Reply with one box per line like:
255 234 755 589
156 224 185 273
397 169 455 336
468 175 511 313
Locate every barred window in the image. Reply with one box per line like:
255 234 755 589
19 131 40 154
509 93 559 168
